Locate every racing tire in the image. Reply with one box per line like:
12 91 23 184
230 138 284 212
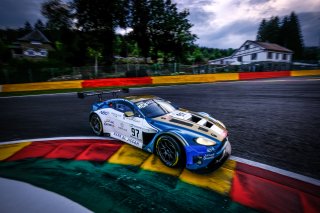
90 113 103 136
155 135 184 168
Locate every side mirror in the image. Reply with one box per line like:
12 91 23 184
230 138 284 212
124 111 134 117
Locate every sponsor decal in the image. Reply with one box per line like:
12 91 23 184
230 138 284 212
204 153 215 160
207 147 215 152
175 112 186 117
112 132 141 148
111 112 121 118
104 119 115 127
118 123 128 132
100 111 109 116
136 100 154 109
128 138 141 147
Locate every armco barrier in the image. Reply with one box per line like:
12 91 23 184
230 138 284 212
1 80 83 93
0 70 319 93
239 71 291 80
151 73 239 85
82 77 152 88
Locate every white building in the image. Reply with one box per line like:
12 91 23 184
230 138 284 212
209 40 293 65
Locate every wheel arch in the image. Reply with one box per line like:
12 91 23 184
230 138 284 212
89 112 105 135
153 131 187 164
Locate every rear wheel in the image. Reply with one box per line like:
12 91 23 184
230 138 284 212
90 114 103 136
155 135 184 167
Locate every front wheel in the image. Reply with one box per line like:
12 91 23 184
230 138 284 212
90 114 103 136
155 135 184 168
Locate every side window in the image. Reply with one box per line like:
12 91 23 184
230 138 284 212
116 102 133 113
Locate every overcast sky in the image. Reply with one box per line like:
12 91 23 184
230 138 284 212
0 0 319 48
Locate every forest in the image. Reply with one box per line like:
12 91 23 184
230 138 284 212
0 0 318 83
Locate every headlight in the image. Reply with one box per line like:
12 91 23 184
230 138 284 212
195 137 216 146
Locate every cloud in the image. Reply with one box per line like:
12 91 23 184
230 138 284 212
298 12 320 47
174 0 320 48
0 0 45 28
196 19 259 48
1 0 319 48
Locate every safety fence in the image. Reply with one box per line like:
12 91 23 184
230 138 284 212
1 70 320 93
1 62 319 85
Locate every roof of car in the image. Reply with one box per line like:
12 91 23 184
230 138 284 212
123 95 159 103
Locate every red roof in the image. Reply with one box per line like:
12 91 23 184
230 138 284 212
249 41 293 53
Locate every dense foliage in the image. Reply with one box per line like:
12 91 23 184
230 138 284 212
0 1 318 77
256 12 305 60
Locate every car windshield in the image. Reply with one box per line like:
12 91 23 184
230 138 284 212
135 99 178 118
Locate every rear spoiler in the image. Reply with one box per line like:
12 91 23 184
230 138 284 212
77 88 129 101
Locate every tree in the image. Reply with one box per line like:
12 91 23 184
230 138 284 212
34 19 46 31
256 12 304 60
286 12 304 59
130 0 196 62
256 17 280 43
41 0 72 30
130 0 151 60
23 21 33 32
87 47 102 77
73 0 129 65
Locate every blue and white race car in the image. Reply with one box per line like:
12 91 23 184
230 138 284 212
78 89 231 172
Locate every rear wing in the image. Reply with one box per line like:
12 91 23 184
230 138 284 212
77 88 129 102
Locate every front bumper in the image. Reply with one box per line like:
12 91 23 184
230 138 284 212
186 140 231 173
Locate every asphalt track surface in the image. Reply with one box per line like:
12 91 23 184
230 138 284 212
0 76 320 179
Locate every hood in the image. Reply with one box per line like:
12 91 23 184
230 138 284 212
152 110 228 141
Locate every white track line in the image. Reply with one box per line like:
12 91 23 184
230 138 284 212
1 136 319 186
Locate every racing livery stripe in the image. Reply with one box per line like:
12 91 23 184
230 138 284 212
0 139 320 213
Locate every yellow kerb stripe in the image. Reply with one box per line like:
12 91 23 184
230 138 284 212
107 144 150 166
179 159 237 195
0 142 31 161
140 154 183 176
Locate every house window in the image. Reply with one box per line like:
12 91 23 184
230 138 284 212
251 53 257 60
245 45 249 50
24 49 35 56
237 56 242 62
39 49 48 57
276 53 279 60
267 52 273 59
220 60 223 64
282 54 287 60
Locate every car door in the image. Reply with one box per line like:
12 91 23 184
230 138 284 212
112 101 144 149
